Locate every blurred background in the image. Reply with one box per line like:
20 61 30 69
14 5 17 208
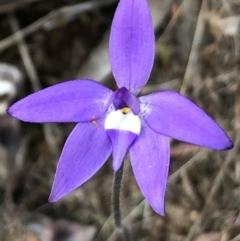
0 0 240 240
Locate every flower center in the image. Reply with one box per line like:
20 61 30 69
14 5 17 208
112 87 140 114
121 107 131 114
104 108 141 134
106 87 141 133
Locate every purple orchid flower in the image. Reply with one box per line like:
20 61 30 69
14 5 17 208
8 0 232 216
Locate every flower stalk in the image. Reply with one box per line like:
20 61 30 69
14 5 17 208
112 162 130 241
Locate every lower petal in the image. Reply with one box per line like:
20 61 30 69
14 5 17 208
107 130 138 171
49 119 112 202
130 124 170 216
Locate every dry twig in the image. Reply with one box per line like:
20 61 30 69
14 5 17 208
0 0 41 14
0 0 118 53
185 136 239 241
180 0 207 96
8 13 60 154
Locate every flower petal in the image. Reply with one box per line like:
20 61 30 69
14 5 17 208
49 119 112 201
8 79 113 123
140 91 233 150
107 130 138 171
130 124 170 215
109 0 155 94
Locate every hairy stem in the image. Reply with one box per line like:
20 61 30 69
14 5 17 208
111 163 130 241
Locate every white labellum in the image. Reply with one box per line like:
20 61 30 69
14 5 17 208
104 110 141 135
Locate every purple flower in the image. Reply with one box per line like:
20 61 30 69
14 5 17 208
8 0 233 215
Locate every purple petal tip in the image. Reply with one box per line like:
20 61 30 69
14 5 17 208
6 108 11 115
7 106 14 115
221 138 234 150
211 128 233 151
48 194 59 203
7 105 23 121
48 196 56 203
150 204 165 216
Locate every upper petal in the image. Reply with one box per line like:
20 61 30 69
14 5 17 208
130 124 170 216
49 119 112 202
140 91 233 150
109 0 155 95
8 79 113 123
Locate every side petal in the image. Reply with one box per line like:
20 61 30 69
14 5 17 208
130 124 170 216
49 119 112 202
109 0 155 94
8 79 113 123
140 91 233 150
